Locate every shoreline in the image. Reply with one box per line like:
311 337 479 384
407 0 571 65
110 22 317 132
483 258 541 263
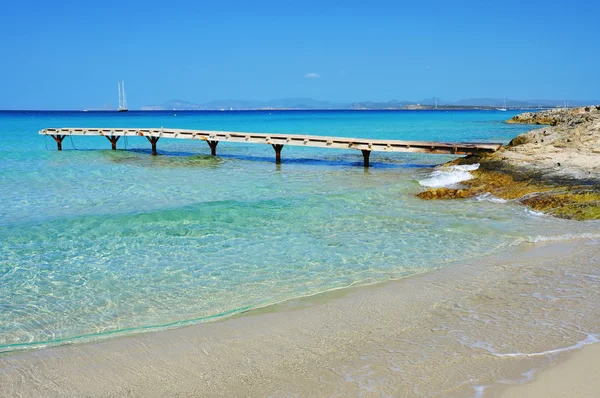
1 226 591 356
498 342 600 397
2 237 599 397
0 265 426 355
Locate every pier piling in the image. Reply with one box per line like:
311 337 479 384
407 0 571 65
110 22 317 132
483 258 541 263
106 136 120 150
50 135 66 151
361 150 371 167
146 136 160 155
208 140 219 156
272 144 284 164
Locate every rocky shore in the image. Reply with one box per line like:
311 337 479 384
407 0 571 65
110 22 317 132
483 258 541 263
418 106 600 220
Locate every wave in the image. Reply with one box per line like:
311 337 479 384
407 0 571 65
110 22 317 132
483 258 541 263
508 232 600 246
525 233 600 243
0 270 433 354
525 208 547 217
418 163 479 188
0 303 257 353
475 193 507 203
472 333 599 358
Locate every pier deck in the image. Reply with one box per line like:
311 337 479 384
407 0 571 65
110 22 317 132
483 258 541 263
40 127 503 167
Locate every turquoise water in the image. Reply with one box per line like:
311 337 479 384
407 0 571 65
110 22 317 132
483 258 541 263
1 110 595 352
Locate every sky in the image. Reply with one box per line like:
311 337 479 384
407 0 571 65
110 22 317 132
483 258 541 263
0 0 599 109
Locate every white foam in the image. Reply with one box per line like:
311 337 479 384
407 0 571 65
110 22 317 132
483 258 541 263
525 209 547 217
473 333 599 358
510 232 600 247
472 385 486 398
419 163 480 188
497 368 538 385
476 193 507 203
452 164 481 172
527 233 600 243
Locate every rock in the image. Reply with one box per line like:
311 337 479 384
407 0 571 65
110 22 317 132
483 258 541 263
417 105 600 220
507 134 530 147
520 191 600 220
506 105 600 127
417 188 474 200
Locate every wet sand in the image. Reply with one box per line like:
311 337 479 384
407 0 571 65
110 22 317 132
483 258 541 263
1 239 599 397
500 342 600 397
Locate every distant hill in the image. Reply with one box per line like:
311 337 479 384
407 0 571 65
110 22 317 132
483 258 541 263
452 98 599 108
143 98 347 110
352 98 600 110
142 98 600 111
350 100 414 110
264 98 347 109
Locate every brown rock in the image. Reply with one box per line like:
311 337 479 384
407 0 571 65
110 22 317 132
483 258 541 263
417 188 474 200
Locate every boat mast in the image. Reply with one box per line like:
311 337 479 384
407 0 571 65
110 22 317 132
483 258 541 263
122 81 127 109
118 82 122 109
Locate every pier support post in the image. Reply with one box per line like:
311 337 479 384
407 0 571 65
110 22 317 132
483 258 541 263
207 140 219 156
146 136 160 155
51 135 66 151
361 150 371 168
272 144 284 164
106 136 120 150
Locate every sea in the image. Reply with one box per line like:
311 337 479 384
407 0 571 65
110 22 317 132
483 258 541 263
1 109 598 356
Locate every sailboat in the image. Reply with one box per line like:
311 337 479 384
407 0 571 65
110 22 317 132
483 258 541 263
497 99 507 112
117 81 128 112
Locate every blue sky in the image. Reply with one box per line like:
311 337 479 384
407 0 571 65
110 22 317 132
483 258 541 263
1 0 598 109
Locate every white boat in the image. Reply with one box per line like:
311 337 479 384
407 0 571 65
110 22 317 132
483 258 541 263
118 81 128 112
497 99 507 111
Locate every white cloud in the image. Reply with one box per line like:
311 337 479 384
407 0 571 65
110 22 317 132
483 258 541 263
304 72 321 79
425 65 432 70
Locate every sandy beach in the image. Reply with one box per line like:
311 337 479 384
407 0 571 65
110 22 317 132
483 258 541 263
1 237 599 397
500 342 600 397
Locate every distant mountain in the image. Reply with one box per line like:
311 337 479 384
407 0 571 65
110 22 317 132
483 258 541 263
141 99 205 111
453 98 600 107
523 99 599 107
351 100 414 109
264 97 347 109
417 97 451 106
142 98 348 110
352 98 600 110
142 97 600 111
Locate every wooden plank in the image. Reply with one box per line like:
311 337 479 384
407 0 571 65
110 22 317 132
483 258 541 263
39 128 502 155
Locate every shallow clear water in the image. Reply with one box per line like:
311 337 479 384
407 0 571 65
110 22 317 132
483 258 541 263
1 110 596 352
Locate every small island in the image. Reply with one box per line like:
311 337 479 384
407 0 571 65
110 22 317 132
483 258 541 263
418 106 600 220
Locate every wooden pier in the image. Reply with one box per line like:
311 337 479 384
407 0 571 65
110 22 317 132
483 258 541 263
40 127 502 167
